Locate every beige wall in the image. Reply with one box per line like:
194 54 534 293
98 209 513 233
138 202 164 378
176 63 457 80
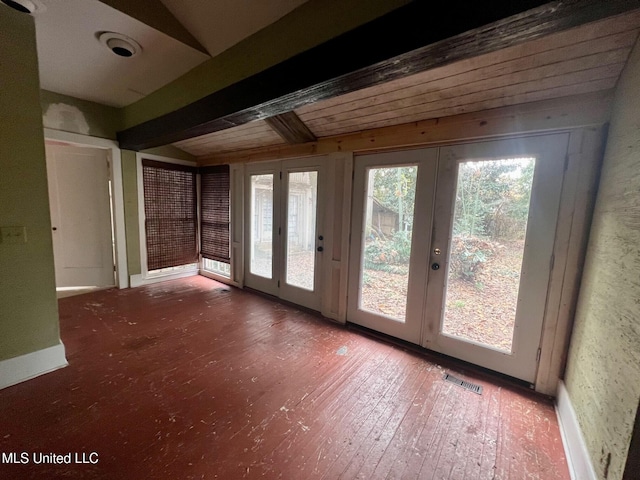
564 38 640 480
0 11 61 361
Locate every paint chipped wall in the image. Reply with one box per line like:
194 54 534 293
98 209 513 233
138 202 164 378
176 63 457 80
0 11 61 360
564 38 640 480
39 91 194 279
41 90 122 140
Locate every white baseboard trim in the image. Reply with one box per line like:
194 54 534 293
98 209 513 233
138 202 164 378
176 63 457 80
0 342 68 390
130 269 198 288
556 381 597 480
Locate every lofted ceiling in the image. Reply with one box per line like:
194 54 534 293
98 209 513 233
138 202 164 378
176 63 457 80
30 0 210 107
159 0 309 58
174 10 640 159
9 0 640 156
11 0 311 108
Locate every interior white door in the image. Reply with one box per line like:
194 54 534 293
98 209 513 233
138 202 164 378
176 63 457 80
46 144 115 288
347 148 438 343
244 158 325 311
423 134 568 382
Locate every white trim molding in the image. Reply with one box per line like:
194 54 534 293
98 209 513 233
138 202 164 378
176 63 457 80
0 342 68 390
556 381 597 480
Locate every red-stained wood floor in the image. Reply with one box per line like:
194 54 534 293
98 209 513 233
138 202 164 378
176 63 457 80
0 276 569 479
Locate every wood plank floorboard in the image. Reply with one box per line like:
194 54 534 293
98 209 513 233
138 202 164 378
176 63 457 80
0 276 569 479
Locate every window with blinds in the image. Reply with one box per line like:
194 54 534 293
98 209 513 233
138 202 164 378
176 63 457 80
142 159 198 271
200 165 231 266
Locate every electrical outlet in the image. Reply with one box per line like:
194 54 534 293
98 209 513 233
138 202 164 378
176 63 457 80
1 226 27 244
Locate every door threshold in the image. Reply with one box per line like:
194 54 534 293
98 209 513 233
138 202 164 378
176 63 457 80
346 322 546 399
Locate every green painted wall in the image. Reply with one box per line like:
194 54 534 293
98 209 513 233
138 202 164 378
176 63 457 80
143 145 196 162
41 90 122 140
121 0 409 128
564 38 640 480
0 10 61 361
121 150 141 276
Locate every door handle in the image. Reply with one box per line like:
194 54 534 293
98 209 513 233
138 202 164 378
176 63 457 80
431 263 440 270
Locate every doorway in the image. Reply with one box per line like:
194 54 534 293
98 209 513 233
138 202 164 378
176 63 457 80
347 134 568 382
244 157 325 311
45 143 116 294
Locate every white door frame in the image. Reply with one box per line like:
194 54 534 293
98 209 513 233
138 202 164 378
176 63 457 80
43 128 128 289
347 148 438 343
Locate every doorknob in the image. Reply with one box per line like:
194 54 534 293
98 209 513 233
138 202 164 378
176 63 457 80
431 263 440 270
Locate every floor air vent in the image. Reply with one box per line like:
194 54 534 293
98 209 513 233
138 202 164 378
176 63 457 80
443 373 483 395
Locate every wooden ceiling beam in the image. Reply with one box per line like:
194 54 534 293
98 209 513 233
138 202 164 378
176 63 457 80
264 111 317 144
197 91 614 165
117 0 638 151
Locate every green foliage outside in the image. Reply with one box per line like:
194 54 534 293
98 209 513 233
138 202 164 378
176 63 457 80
451 158 535 281
362 160 535 281
363 166 417 272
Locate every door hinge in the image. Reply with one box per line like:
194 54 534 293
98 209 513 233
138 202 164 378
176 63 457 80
563 154 570 172
277 280 280 288
549 253 555 270
278 227 281 235
536 348 542 363
279 171 282 180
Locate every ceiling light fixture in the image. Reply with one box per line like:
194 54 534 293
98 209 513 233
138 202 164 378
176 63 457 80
98 32 142 58
1 0 45 14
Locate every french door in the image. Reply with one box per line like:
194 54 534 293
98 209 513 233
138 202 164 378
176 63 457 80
347 148 438 342
348 134 568 382
244 158 325 311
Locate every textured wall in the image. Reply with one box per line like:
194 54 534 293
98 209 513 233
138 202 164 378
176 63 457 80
0 10 61 360
564 38 640 480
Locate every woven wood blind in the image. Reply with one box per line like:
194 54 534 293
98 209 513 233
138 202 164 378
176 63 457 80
142 159 197 271
200 165 230 263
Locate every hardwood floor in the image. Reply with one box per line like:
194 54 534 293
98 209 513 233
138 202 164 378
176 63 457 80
0 276 569 479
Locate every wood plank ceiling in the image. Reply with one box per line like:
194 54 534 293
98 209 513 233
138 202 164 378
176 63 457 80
173 10 640 159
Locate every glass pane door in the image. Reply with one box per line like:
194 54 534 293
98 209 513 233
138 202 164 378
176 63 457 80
441 157 535 353
244 159 325 311
279 160 324 311
249 174 274 279
348 148 438 344
359 165 417 322
285 171 318 291
424 135 568 382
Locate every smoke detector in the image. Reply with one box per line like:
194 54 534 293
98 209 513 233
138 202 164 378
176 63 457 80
1 0 45 14
98 32 142 58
